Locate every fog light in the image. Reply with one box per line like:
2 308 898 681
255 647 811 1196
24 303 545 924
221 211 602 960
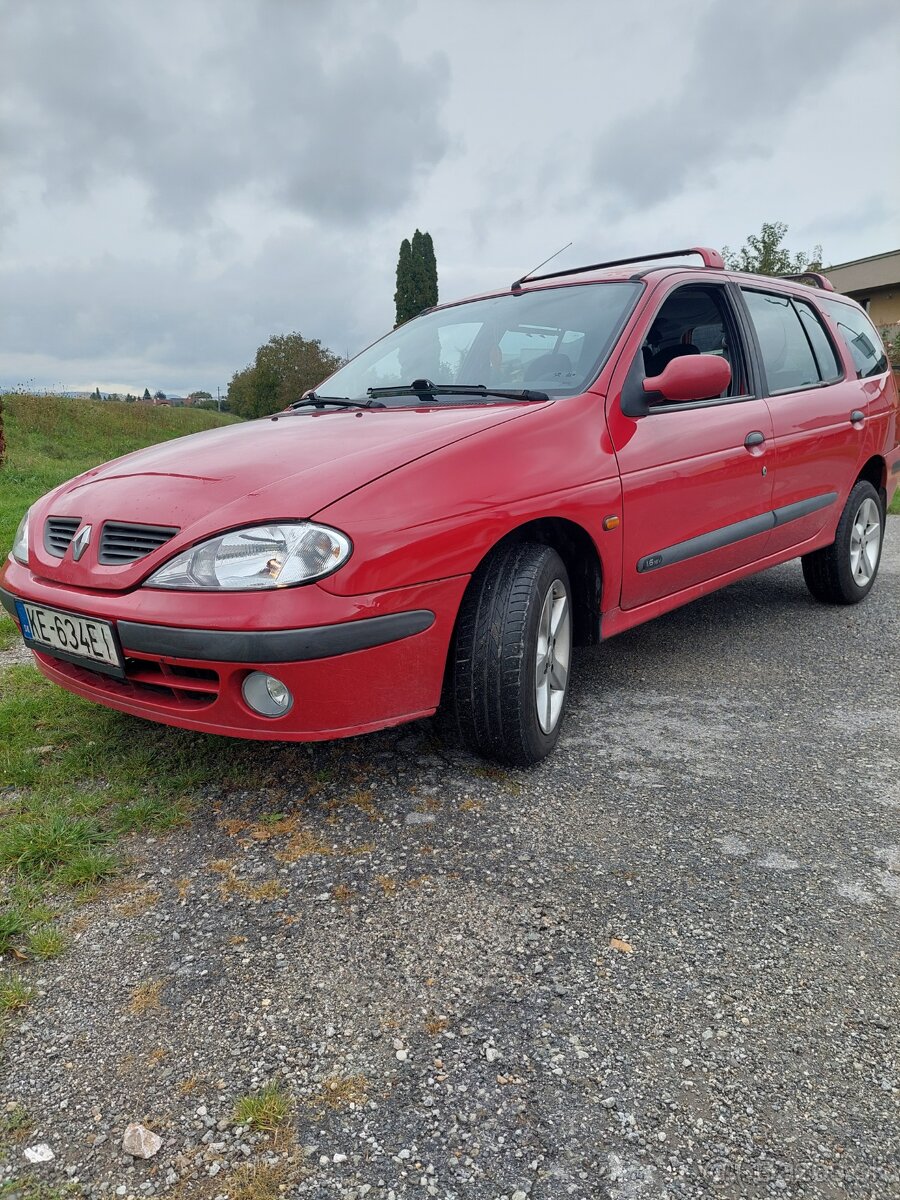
242 672 293 717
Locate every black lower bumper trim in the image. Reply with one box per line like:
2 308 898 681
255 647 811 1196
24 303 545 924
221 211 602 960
115 610 436 663
0 586 434 663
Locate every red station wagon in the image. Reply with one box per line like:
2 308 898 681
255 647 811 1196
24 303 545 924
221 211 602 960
3 247 898 764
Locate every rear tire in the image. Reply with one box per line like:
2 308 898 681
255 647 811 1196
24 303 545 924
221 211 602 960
801 480 884 605
450 543 572 767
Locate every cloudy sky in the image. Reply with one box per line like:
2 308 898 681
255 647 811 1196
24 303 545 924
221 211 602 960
2 0 898 395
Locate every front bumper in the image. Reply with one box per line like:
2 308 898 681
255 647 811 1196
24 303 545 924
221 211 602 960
0 562 467 741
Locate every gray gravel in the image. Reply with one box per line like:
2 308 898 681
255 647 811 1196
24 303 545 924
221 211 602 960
1 528 898 1200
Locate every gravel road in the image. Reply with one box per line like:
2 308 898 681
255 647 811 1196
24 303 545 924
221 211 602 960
2 529 898 1200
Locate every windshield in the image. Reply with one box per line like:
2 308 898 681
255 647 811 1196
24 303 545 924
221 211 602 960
319 282 642 402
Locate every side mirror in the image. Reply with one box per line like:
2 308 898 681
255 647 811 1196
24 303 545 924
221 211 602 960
643 354 731 404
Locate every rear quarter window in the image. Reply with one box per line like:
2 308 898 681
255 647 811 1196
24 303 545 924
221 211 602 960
820 298 889 378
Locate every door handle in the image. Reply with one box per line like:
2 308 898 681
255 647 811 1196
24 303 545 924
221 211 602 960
744 431 766 448
850 410 865 424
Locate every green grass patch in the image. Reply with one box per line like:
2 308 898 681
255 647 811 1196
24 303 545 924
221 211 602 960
0 666 295 955
890 489 900 516
233 1082 293 1132
0 974 33 1012
26 926 68 959
0 614 17 653
0 392 239 559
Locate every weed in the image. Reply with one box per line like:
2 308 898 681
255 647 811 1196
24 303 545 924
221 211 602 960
114 890 162 918
227 1161 290 1200
459 797 482 812
332 884 354 904
0 1103 31 1138
129 978 168 1014
233 1081 292 1132
0 975 33 1011
375 875 397 895
26 925 67 959
272 829 333 863
308 1074 368 1110
0 905 31 954
424 1015 450 1036
218 873 287 903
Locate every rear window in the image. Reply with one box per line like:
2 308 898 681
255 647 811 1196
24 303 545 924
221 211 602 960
742 289 821 392
819 299 889 378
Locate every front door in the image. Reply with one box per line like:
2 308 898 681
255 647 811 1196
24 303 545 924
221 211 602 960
607 281 775 611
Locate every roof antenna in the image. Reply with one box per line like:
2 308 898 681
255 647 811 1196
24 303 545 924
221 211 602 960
511 242 573 292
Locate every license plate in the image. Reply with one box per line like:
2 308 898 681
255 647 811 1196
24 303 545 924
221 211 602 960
15 601 125 678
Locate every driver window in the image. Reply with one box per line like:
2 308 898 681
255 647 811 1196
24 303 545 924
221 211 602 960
641 286 746 399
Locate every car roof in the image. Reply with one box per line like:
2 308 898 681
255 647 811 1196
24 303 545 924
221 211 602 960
435 248 857 312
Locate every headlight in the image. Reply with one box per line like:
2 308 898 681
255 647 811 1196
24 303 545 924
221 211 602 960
11 509 30 565
145 522 352 591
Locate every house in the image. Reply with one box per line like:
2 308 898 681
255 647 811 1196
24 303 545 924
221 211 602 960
823 249 900 329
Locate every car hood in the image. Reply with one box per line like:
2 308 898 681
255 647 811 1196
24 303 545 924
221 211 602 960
27 404 540 591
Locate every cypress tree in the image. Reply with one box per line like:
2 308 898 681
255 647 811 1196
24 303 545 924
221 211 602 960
394 238 415 326
421 231 438 308
394 231 439 325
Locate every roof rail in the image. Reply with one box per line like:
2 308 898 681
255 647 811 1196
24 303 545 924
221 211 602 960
511 246 724 291
779 271 835 291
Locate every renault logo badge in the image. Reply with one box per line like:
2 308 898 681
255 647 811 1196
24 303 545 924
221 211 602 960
71 524 92 562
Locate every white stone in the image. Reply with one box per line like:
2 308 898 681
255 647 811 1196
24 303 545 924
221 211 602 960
24 1143 55 1164
122 1123 163 1159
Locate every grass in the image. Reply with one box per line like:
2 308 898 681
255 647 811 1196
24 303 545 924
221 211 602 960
228 1162 291 1200
0 392 239 559
26 925 68 959
890 490 900 516
0 974 33 1011
0 658 309 954
233 1082 293 1132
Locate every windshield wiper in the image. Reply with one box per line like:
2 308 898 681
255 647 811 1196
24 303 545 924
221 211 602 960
288 391 385 411
366 379 550 403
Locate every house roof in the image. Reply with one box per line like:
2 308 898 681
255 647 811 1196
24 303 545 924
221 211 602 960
823 249 900 295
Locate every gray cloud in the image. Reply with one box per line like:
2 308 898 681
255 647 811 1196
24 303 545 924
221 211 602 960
588 0 900 213
0 0 450 230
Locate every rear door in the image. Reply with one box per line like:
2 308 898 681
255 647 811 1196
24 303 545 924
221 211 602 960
607 279 775 610
738 286 866 555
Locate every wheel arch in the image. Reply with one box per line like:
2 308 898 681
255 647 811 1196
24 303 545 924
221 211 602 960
466 516 603 647
856 454 887 508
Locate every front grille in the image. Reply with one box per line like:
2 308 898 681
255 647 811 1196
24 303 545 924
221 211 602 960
44 516 81 557
98 522 179 565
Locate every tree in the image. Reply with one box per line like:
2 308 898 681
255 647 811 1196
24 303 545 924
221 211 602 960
227 332 344 420
188 390 213 403
154 390 167 401
722 222 823 276
143 388 152 401
394 237 415 326
92 387 101 400
394 229 438 325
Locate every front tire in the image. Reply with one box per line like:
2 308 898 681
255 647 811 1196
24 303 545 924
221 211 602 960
451 543 572 767
801 480 884 605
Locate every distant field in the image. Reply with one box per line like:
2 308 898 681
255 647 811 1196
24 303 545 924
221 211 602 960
0 393 239 559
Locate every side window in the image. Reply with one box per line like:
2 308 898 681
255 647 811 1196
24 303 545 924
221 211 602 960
819 298 889 379
741 289 819 392
794 300 841 383
640 285 748 400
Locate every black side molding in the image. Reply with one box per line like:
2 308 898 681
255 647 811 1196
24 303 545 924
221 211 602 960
638 492 837 574
116 610 435 663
